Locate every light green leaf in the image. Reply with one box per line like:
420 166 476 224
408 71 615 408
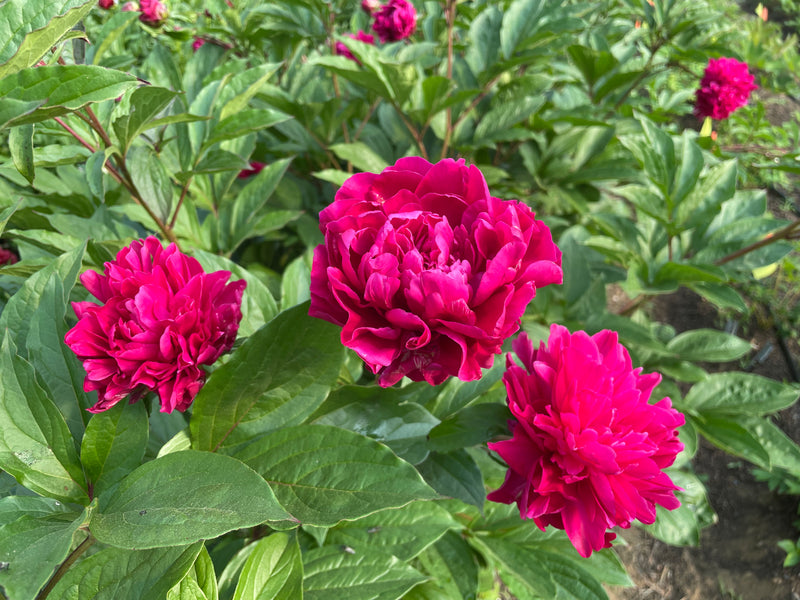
500 0 544 59
232 533 303 600
302 546 427 600
81 400 149 498
235 425 437 527
280 252 311 310
90 450 289 549
683 372 798 415
206 109 292 146
190 302 343 453
0 496 86 600
329 143 388 174
9 123 34 183
128 145 174 224
666 329 751 362
168 546 218 600
113 86 178 151
49 543 203 600
219 63 282 121
474 97 543 144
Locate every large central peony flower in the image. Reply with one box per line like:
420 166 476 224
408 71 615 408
65 237 246 413
488 326 685 557
309 157 562 387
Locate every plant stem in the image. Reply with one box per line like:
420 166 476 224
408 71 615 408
715 218 800 265
393 102 429 161
439 0 457 160
36 533 95 600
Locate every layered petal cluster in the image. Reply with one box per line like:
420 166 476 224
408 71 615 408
488 327 685 557
335 31 376 63
65 237 246 414
372 0 416 42
99 0 115 9
139 0 168 26
694 57 757 120
309 157 562 387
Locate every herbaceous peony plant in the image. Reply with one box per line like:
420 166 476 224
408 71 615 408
1 0 800 599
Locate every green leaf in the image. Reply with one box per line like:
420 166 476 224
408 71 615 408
326 502 455 562
0 97 43 129
474 97 544 144
534 550 608 600
232 533 303 600
416 531 479 600
90 450 288 549
168 545 218 600
0 336 88 504
113 86 178 151
665 329 751 362
682 372 798 415
643 469 715 546
416 450 485 511
691 413 771 468
688 282 747 312
741 415 800 477
191 302 343 452
471 537 556 599
675 159 737 230
128 145 174 224
500 0 544 59
207 109 292 146
81 400 149 498
89 11 138 65
0 0 92 69
9 123 34 183
671 133 704 205
192 148 250 174
280 252 312 310
329 143 388 174
168 575 209 600
49 542 203 600
219 63 282 121
0 496 86 600
86 149 107 200
426 403 512 453
426 360 504 419
235 424 437 527
0 65 139 127
302 546 427 600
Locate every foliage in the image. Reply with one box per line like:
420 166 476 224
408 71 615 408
0 0 799 598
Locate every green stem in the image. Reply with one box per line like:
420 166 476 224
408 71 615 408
36 533 95 600
438 0 457 160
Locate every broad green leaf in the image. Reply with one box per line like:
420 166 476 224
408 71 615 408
0 0 90 67
168 546 218 600
500 0 544 59
534 550 608 600
86 150 107 200
426 403 512 453
90 450 288 549
0 97 43 129
471 537 556 599
326 502 455 561
676 160 737 230
671 133 704 205
691 413 770 468
688 282 747 312
643 470 715 546
302 546 426 600
190 302 343 453
0 198 21 238
167 575 208 600
0 497 86 600
192 148 250 174
206 109 292 146
416 450 485 511
89 10 138 65
312 56 392 99
128 146 174 224
465 6 502 78
640 116 676 196
8 123 34 183
113 86 178 151
742 415 800 477
329 143 388 174
474 97 544 144
219 63 282 121
416 531 479 600
0 336 88 504
232 533 303 600
0 65 139 127
665 329 751 362
653 262 726 285
81 400 149 498
426 359 504 419
48 542 203 600
683 372 798 415
280 252 311 310
235 425 437 527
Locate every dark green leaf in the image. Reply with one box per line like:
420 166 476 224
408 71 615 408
692 413 770 468
472 536 556 599
207 109 292 146
416 450 485 511
416 531 479 600
113 86 178 151
426 403 512 453
128 146 174 223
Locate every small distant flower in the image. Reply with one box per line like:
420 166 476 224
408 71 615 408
372 0 417 43
192 37 206 51
309 157 562 387
99 0 115 9
139 0 168 26
121 1 138 11
694 57 757 120
487 326 685 557
0 248 18 266
361 0 380 14
237 161 266 179
64 237 246 414
335 31 375 63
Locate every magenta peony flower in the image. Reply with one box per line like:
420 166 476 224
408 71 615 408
309 157 562 387
487 326 685 557
192 37 206 51
694 57 757 120
0 248 18 266
372 0 417 42
64 237 246 414
237 161 266 179
99 0 115 9
335 31 375 63
139 0 168 25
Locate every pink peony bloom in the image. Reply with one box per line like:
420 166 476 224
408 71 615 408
372 0 417 42
694 57 757 120
237 161 266 179
335 31 375 63
192 37 206 51
139 0 168 26
309 157 562 387
99 0 115 9
121 1 138 10
0 248 18 266
488 327 685 557
361 0 380 14
64 237 246 414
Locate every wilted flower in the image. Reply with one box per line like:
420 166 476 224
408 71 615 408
99 0 115 9
488 326 685 557
335 31 375 63
372 0 417 42
0 248 18 266
139 0 168 25
237 161 266 179
64 237 246 414
309 157 562 387
694 57 757 120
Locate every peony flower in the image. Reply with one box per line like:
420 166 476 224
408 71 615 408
487 327 685 557
237 161 266 179
192 37 206 51
335 31 375 63
0 248 18 266
64 237 246 414
694 57 757 120
309 157 562 387
372 0 417 42
99 0 115 9
139 0 168 26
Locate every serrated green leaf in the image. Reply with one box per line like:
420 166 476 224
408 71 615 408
235 425 438 527
683 372 798 415
666 329 751 362
232 533 303 600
